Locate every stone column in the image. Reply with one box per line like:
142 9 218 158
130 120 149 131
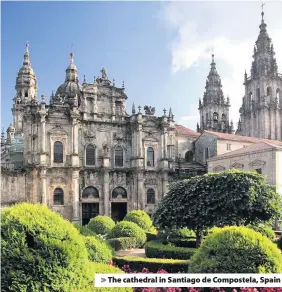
41 117 46 153
41 168 47 205
162 172 168 199
164 131 168 158
103 171 110 216
72 170 80 223
72 120 78 155
137 172 144 209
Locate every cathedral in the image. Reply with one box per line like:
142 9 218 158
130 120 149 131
1 11 281 225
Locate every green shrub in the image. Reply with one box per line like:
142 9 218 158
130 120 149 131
145 232 158 242
145 240 197 260
123 210 153 231
247 223 276 240
88 216 115 235
169 238 197 248
74 262 132 292
76 225 97 236
108 237 139 251
107 221 146 248
168 227 196 240
113 256 190 273
83 235 113 263
1 203 89 292
189 226 282 273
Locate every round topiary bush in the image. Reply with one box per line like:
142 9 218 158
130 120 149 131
168 227 196 240
1 203 89 291
107 221 146 247
83 235 113 263
247 223 276 241
189 226 282 273
88 215 115 235
123 210 153 231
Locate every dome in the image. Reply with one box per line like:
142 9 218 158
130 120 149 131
55 81 82 99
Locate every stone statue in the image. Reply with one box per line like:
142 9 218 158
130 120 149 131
101 67 108 79
144 105 156 115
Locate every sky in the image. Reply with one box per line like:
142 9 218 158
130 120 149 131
1 1 282 132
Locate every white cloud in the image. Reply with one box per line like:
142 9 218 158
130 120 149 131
159 1 282 128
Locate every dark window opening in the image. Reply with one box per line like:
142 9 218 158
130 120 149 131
53 141 63 163
147 189 155 204
86 145 95 165
53 188 64 205
115 146 123 167
147 147 154 167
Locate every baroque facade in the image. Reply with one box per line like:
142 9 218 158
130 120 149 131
1 45 204 224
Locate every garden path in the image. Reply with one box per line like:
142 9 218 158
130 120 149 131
115 248 145 257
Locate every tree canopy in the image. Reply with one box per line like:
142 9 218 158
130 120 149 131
153 170 282 245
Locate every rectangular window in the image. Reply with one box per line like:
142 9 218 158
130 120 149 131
255 168 262 174
226 144 231 151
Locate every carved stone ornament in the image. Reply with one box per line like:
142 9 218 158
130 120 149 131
144 172 157 185
84 129 96 139
84 171 99 186
144 105 156 115
113 130 124 141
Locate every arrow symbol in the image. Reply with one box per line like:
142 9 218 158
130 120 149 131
101 278 106 283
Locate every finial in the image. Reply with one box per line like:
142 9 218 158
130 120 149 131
70 52 74 64
212 53 214 63
122 81 125 88
168 107 173 118
132 103 136 114
261 2 265 20
94 76 96 83
138 105 142 113
113 78 115 86
83 74 86 83
163 108 167 116
26 41 29 53
41 94 46 104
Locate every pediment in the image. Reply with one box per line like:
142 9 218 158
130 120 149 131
143 119 158 128
249 159 266 167
231 162 244 169
143 135 158 142
214 165 226 172
48 125 68 135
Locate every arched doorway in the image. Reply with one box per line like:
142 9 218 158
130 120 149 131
81 186 99 225
111 187 127 222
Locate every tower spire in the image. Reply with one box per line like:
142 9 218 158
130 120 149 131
23 41 30 66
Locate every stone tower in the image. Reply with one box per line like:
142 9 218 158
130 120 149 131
12 42 38 133
198 54 233 133
237 11 282 140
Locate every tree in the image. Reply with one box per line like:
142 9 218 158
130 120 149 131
153 170 282 247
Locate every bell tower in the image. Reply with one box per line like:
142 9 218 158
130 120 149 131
198 54 233 133
238 10 282 140
12 42 38 133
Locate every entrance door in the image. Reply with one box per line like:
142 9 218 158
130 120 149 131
111 203 127 222
82 203 99 225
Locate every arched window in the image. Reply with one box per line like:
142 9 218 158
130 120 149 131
256 88 260 100
53 141 63 163
53 188 64 205
112 187 127 199
267 86 272 97
86 145 95 165
82 186 99 199
213 112 218 122
185 151 193 163
222 113 226 121
115 146 123 167
147 147 154 167
147 189 155 204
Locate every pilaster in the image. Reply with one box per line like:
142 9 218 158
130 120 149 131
72 169 80 223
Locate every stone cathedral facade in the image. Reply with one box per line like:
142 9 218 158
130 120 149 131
1 10 281 225
1 46 204 224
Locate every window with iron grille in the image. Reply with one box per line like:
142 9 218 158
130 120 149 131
147 188 155 204
53 141 63 163
53 188 64 205
147 147 154 167
112 187 127 199
115 146 123 167
86 145 95 165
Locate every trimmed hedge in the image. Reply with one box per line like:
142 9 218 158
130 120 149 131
113 256 190 273
145 231 158 242
169 238 197 248
88 216 115 235
83 235 113 263
107 221 146 248
73 262 132 292
1 203 89 291
123 210 153 231
145 240 197 260
189 226 282 273
108 237 139 251
247 223 276 241
168 227 196 240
